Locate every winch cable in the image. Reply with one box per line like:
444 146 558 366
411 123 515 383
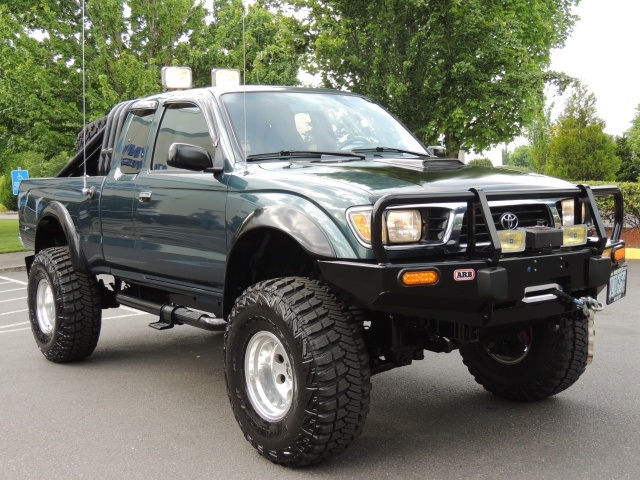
551 289 604 316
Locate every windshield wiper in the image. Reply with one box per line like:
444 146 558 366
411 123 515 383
352 146 432 158
246 150 365 161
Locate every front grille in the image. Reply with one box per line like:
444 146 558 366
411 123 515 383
425 208 450 242
459 204 554 245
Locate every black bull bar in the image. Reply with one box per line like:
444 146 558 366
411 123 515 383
318 185 624 327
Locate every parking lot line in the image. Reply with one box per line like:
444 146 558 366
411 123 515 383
0 327 30 334
103 312 146 320
0 296 26 303
0 309 28 316
0 322 29 329
0 276 27 286
0 287 26 293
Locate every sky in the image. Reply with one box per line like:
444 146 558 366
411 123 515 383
480 0 640 163
549 0 640 136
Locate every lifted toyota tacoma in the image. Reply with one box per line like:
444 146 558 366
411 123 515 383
18 71 627 467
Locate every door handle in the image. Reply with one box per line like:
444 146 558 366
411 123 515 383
139 191 152 202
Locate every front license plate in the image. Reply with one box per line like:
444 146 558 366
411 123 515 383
607 264 628 305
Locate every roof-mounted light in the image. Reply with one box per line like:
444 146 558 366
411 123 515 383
161 66 192 91
211 68 241 87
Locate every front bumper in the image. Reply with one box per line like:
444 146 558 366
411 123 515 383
318 250 617 327
320 184 625 328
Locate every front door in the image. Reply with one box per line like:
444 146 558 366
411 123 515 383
132 102 228 289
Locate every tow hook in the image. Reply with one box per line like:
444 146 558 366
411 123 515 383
552 290 603 365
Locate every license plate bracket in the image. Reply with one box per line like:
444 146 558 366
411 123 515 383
607 264 628 305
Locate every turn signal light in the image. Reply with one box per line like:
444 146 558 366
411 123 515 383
613 247 626 262
401 269 439 286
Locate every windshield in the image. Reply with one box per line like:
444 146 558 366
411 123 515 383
221 91 427 158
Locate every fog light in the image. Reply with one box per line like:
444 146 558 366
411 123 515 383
497 228 526 253
562 224 588 247
401 269 439 286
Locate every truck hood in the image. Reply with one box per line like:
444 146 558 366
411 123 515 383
257 159 573 202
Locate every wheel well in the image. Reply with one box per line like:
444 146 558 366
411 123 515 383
35 217 68 253
223 228 316 319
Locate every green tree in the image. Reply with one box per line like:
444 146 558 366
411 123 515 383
468 158 493 167
546 84 620 181
628 103 640 156
525 104 554 173
509 145 535 171
176 0 307 88
615 135 639 182
501 146 511 166
0 1 305 164
290 0 579 157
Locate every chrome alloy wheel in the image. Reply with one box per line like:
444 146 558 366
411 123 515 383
35 278 56 335
484 328 533 366
244 331 294 421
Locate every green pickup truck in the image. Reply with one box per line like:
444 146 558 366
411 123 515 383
17 73 627 466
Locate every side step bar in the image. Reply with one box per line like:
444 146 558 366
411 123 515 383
115 293 227 332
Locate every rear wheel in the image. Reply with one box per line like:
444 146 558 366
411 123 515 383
459 315 588 402
224 277 371 467
28 247 102 362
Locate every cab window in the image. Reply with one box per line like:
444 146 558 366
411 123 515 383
152 104 215 171
117 108 155 175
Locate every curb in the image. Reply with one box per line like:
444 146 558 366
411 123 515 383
627 248 640 260
0 265 27 273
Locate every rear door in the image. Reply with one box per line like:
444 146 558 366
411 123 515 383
101 105 156 272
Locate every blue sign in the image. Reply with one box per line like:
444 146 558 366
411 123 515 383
11 169 29 195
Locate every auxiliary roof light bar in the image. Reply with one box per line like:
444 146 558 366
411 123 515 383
211 68 241 87
162 66 193 91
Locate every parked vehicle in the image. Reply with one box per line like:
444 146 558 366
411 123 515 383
18 69 627 466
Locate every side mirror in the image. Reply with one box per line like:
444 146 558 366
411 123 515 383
167 143 223 173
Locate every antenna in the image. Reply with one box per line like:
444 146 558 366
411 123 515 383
241 1 248 175
80 0 94 198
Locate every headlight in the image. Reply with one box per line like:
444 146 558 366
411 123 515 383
347 208 422 245
560 198 586 226
386 210 421 243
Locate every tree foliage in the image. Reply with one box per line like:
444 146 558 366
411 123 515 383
525 104 554 173
508 145 535 171
290 0 579 157
615 135 639 183
628 104 640 154
546 83 620 181
0 0 305 163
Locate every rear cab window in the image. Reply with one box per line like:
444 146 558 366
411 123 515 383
113 107 156 177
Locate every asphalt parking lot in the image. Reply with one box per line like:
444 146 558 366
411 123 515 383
1 265 639 480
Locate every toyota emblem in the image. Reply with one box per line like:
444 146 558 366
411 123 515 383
499 212 519 230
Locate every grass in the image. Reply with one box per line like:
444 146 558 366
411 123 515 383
0 219 28 253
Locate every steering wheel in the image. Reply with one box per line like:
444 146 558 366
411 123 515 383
337 136 370 151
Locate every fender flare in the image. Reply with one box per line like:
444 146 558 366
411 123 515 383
231 206 336 259
37 201 89 274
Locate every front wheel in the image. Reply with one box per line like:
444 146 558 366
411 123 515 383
459 315 588 402
28 247 102 362
224 277 371 467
